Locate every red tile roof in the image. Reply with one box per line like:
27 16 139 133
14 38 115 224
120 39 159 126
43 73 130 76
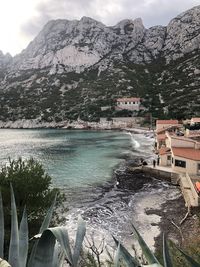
156 125 181 134
188 130 200 137
191 118 200 123
159 147 171 155
172 147 200 161
157 133 167 141
156 120 179 125
117 97 141 102
170 135 196 143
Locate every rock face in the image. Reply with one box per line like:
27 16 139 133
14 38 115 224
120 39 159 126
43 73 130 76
163 6 200 61
9 6 200 73
0 6 200 123
0 51 12 70
11 17 149 72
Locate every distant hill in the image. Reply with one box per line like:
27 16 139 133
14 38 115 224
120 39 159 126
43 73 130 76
0 6 200 122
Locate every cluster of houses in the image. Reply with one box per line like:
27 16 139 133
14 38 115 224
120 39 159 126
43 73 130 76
155 118 200 176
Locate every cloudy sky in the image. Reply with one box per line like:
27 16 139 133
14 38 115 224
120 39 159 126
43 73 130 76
0 0 199 56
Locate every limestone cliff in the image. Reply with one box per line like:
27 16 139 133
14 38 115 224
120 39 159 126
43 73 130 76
0 6 199 122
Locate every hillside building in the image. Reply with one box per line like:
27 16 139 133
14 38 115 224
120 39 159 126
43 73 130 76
116 97 142 111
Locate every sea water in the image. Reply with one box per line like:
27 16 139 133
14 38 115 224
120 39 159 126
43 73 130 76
0 129 180 252
0 129 140 187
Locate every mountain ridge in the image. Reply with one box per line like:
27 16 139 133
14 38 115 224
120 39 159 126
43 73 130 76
0 5 199 123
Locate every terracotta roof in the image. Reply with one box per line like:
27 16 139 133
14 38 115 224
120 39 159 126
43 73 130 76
117 97 141 102
191 118 200 123
172 147 200 161
188 130 200 137
157 133 167 141
170 135 196 143
156 125 182 134
159 147 171 155
156 120 179 125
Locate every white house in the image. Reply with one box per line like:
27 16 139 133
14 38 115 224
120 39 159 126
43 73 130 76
171 147 200 175
157 130 200 175
116 97 141 111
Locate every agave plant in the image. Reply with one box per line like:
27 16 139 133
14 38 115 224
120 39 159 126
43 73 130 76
0 185 199 267
112 223 200 267
0 185 86 267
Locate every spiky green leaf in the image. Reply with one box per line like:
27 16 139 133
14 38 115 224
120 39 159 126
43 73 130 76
19 207 28 267
131 224 160 265
52 244 65 267
8 184 20 267
0 191 4 258
113 236 139 267
28 195 57 267
162 234 173 267
73 216 86 267
39 194 57 233
31 227 73 267
48 227 73 265
30 229 56 267
114 243 121 267
175 245 200 267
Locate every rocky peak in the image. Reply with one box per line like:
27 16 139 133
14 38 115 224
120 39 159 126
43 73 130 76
0 6 200 123
0 51 12 70
8 5 200 73
114 18 145 34
163 5 200 61
80 16 105 27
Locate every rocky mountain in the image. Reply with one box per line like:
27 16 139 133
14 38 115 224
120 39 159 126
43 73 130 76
0 5 200 123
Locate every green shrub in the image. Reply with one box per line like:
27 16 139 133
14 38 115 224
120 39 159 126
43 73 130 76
0 158 65 237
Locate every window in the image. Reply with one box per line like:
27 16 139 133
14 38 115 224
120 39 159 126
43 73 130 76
171 157 173 164
125 102 127 104
175 159 186 168
167 155 171 160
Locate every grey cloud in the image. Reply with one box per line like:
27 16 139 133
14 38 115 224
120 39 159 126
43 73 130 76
20 0 94 39
20 0 200 42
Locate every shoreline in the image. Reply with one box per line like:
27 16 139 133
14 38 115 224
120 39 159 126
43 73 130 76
153 193 200 254
2 125 191 254
0 119 151 132
117 159 200 256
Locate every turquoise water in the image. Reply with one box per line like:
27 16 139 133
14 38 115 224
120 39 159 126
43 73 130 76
0 128 180 250
0 129 132 188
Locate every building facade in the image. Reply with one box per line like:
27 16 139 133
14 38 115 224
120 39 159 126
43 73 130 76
116 97 141 111
156 121 200 175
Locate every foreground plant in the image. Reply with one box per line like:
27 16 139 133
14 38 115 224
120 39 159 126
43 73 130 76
0 185 199 267
0 185 86 267
112 224 200 267
0 157 66 237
